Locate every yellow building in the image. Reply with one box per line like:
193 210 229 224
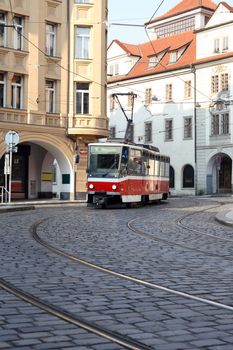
0 0 108 201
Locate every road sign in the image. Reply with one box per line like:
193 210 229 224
5 130 19 147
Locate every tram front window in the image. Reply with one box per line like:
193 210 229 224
89 146 121 178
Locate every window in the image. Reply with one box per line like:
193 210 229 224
0 12 6 47
211 113 229 135
145 121 152 143
214 38 220 53
155 17 195 38
145 88 152 106
183 164 194 188
110 126 116 138
166 84 173 101
148 56 158 68
165 119 173 141
184 80 192 99
76 82 89 114
75 26 90 59
169 51 178 63
45 80 56 113
211 74 228 93
11 75 22 109
46 23 56 56
223 37 228 51
221 73 229 91
13 16 23 50
184 117 192 139
0 72 5 107
211 75 219 94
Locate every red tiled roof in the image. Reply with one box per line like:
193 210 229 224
108 32 196 82
146 0 217 25
110 39 142 57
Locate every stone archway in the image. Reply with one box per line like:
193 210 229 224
207 153 232 194
0 131 76 201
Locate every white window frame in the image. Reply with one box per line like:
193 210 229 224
76 82 90 114
0 72 6 107
11 75 23 109
46 23 56 56
211 113 229 136
223 36 228 51
184 117 192 139
0 12 6 47
165 119 173 141
13 16 23 50
75 26 91 59
46 80 56 113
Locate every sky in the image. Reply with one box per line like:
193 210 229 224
108 0 232 44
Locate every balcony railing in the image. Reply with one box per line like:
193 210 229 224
0 109 66 128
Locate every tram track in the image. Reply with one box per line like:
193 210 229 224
30 217 233 313
128 202 233 259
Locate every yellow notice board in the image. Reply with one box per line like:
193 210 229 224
41 172 52 181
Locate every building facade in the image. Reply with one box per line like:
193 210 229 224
0 0 108 201
107 0 233 196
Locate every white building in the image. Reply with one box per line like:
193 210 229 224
107 0 233 196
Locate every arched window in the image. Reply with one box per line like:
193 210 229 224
169 165 175 188
183 164 194 188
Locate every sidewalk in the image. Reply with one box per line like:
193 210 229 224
215 210 233 226
0 199 86 213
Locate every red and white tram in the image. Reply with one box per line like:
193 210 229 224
87 141 170 208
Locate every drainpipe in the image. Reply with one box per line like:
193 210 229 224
191 64 197 195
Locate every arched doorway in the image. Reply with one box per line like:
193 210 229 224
218 155 232 193
0 133 75 201
207 153 232 194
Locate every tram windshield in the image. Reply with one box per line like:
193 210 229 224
88 145 121 178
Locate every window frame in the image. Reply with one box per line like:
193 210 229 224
165 118 173 141
0 72 6 107
184 116 192 139
11 74 23 109
0 12 6 47
46 23 56 56
75 26 91 59
75 82 90 115
45 80 56 113
13 16 24 50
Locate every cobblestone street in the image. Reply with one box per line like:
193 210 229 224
1 197 233 349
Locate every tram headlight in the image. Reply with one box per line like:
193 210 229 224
112 184 117 190
89 183 94 190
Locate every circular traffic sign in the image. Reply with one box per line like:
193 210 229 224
5 130 20 146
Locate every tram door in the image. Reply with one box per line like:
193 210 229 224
219 156 232 193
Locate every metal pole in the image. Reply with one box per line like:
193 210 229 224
9 147 12 204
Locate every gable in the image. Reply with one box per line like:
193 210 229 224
206 3 233 27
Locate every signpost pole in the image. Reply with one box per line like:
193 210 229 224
4 131 20 204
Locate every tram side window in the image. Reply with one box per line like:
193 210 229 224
155 156 160 176
128 149 142 175
160 160 165 177
142 150 150 175
148 153 155 176
120 146 129 177
165 160 170 177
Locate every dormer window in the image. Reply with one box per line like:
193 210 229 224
148 56 158 68
169 51 178 63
